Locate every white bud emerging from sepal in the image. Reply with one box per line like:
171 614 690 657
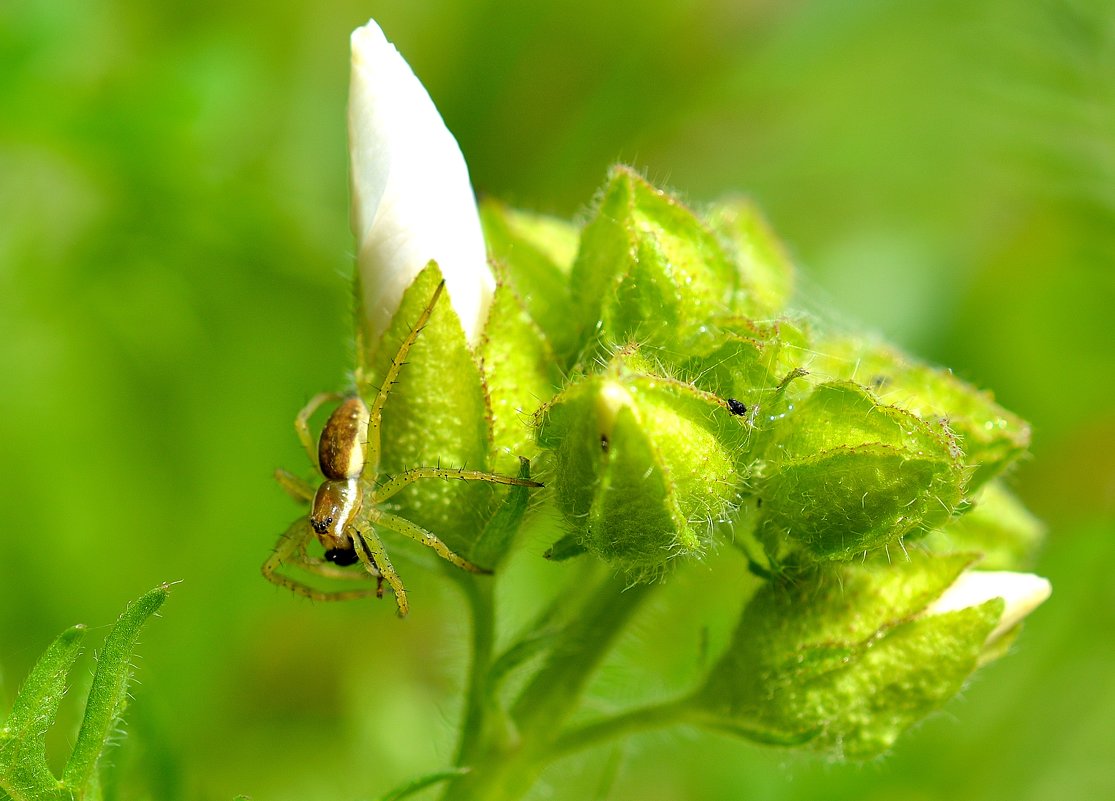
349 19 494 347
926 570 1051 645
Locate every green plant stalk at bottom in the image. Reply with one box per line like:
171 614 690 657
440 574 655 801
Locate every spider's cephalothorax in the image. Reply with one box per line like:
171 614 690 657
262 280 542 616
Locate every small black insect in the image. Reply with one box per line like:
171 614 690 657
726 398 747 416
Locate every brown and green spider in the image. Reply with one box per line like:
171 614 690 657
263 280 542 616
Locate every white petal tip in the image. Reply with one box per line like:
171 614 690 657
347 16 493 348
927 570 1051 644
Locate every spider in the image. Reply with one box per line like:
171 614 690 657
263 279 542 616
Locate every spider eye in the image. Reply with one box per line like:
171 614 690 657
324 547 359 567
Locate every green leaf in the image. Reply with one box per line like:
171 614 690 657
0 626 85 801
806 335 1031 490
0 585 170 801
923 481 1046 570
705 196 795 315
358 262 492 556
371 768 470 801
480 200 580 362
697 553 1002 758
469 458 534 570
753 381 966 562
569 167 738 359
63 585 169 796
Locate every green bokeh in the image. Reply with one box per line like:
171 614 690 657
1 1 1112 799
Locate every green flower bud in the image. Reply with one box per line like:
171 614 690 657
569 167 740 359
695 553 1050 758
752 380 967 564
705 196 796 315
537 363 748 578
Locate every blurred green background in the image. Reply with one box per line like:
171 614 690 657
2 0 1113 799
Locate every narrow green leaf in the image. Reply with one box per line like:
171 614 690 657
62 585 169 795
371 767 470 801
0 626 85 801
468 458 533 570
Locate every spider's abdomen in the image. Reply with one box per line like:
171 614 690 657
318 396 371 480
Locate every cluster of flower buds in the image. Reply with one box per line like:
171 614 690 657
347 17 1049 756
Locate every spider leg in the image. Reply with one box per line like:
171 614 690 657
293 534 382 582
353 525 408 617
374 510 491 575
365 280 446 471
274 468 316 503
371 466 542 504
261 518 378 602
295 391 344 468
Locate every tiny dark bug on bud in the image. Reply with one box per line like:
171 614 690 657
726 398 747 416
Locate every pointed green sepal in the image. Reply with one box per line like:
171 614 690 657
479 278 562 476
359 262 492 555
923 481 1046 570
480 199 580 362
705 196 795 315
469 458 534 570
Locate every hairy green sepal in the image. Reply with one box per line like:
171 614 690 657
808 335 1030 490
753 381 967 563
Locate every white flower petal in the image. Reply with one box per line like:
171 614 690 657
926 570 1052 645
349 19 494 347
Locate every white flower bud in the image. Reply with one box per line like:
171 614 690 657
348 19 494 347
925 570 1051 645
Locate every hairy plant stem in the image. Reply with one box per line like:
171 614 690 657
453 574 496 768
550 697 697 759
441 573 656 801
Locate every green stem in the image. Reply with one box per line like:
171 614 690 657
453 574 497 768
441 572 656 801
510 574 653 737
550 697 696 759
